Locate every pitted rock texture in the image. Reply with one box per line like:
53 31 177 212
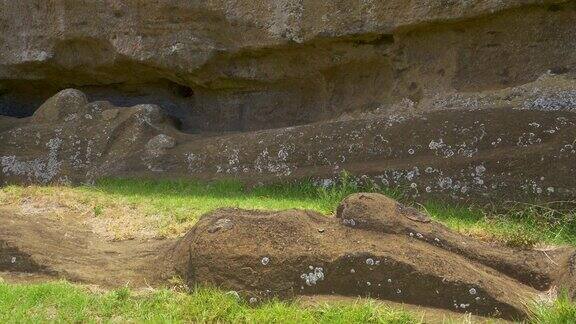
2 76 576 202
1 1 575 132
172 193 576 320
0 89 179 184
2 193 574 320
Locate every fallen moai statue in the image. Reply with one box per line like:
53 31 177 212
172 193 575 320
1 193 575 320
3 75 576 204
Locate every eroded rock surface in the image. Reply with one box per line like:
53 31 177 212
1 2 576 202
172 193 575 320
2 193 574 320
2 75 576 202
0 207 173 287
1 1 575 132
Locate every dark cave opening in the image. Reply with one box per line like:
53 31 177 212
547 4 563 12
0 79 198 132
0 81 45 118
0 77 371 135
175 85 194 98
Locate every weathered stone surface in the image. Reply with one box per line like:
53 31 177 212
146 134 176 154
0 97 178 184
172 193 576 320
1 1 576 202
31 89 89 123
2 74 576 202
1 1 575 132
101 108 119 121
3 192 573 320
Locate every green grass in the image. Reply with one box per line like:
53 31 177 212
1 282 575 324
424 201 576 247
1 174 575 245
0 281 416 323
529 293 576 324
1 173 402 238
1 176 576 322
88 176 576 246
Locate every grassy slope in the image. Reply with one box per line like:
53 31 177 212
0 281 574 324
1 177 575 323
2 176 574 245
0 282 416 324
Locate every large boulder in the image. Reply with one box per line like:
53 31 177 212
1 2 576 202
172 193 576 320
0 90 179 184
1 191 574 320
31 89 89 123
2 78 576 203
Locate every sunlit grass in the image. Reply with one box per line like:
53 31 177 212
424 201 576 247
0 281 417 324
1 280 574 323
1 176 576 322
529 292 576 324
1 175 574 246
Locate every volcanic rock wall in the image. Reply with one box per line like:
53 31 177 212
1 0 576 202
1 1 575 131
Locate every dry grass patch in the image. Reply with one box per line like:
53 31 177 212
1 177 575 246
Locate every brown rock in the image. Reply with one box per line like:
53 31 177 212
31 89 88 123
172 194 576 320
101 109 119 121
146 134 176 153
2 80 576 203
1 1 575 131
1 192 574 320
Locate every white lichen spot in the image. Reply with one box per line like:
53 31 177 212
1 138 62 183
529 122 541 128
301 267 325 286
261 257 270 266
475 164 486 175
342 219 356 226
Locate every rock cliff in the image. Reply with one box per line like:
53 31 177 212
1 0 576 201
